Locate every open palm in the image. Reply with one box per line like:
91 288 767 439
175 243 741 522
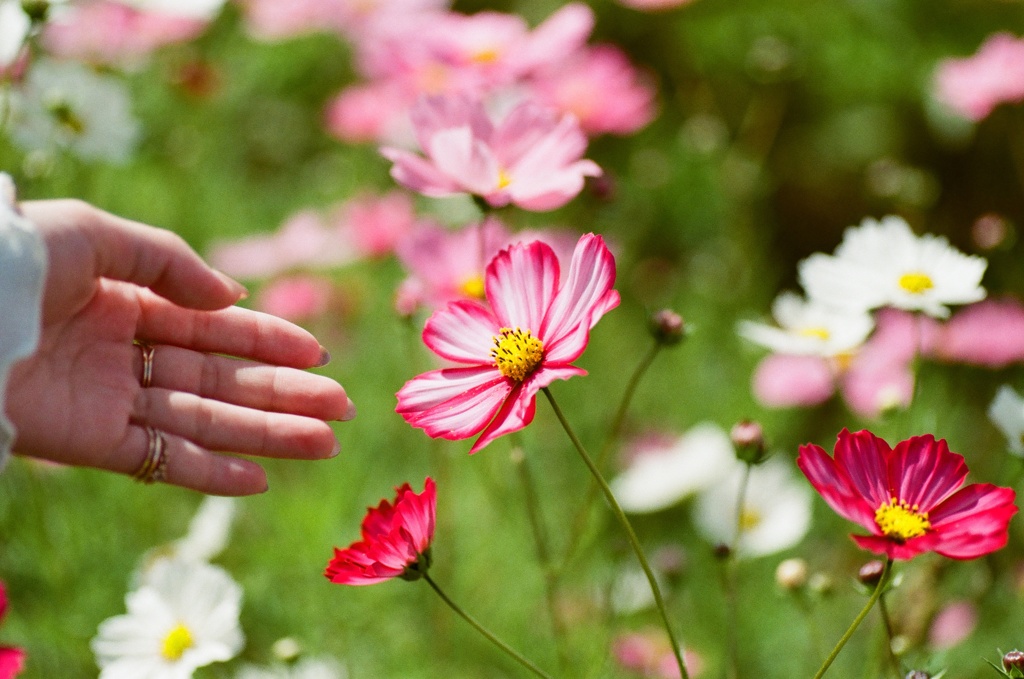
6 200 353 495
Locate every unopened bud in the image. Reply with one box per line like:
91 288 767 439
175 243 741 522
731 420 767 464
652 544 687 578
20 0 49 22
272 637 302 662
904 672 930 679
775 558 808 591
972 213 1012 251
649 309 685 346
858 560 886 587
712 543 732 561
1004 650 1024 675
808 572 834 597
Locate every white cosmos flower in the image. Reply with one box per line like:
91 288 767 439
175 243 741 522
610 423 738 514
6 59 140 163
0 1 30 67
236 657 347 679
693 458 812 559
988 385 1024 457
738 291 874 357
92 558 244 679
798 215 987 318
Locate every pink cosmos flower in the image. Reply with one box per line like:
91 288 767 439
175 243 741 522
0 582 25 678
933 297 1024 368
396 233 618 453
529 44 657 136
381 94 601 211
616 0 694 10
928 600 978 650
340 191 418 257
324 478 436 586
324 82 412 145
612 630 703 678
934 33 1024 121
43 2 208 65
797 429 1017 560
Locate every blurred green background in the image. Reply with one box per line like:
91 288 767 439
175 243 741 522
3 0 1024 677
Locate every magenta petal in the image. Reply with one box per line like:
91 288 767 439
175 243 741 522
0 646 25 677
469 382 535 453
833 429 891 509
887 436 968 511
796 442 877 530
486 240 560 332
929 484 1017 527
423 300 499 364
851 533 937 561
400 370 512 441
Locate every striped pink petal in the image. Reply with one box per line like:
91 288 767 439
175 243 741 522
423 299 499 365
487 240 561 332
397 367 511 440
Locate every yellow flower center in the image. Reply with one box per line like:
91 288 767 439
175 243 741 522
739 506 762 532
459 275 486 300
472 48 501 64
898 272 934 295
161 623 194 661
497 168 512 190
798 326 831 341
874 497 930 541
492 327 544 382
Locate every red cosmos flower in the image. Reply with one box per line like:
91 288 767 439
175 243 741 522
798 429 1017 560
325 478 436 586
0 582 25 678
396 233 619 453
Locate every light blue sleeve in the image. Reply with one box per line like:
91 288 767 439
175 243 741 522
0 173 47 471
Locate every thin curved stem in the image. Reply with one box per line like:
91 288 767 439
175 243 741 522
812 558 893 679
723 463 754 679
511 445 571 672
423 572 554 679
878 594 902 678
559 341 663 568
543 387 690 679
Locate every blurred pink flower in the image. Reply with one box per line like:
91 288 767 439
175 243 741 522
0 582 25 678
616 0 694 10
243 0 447 41
324 82 411 145
934 33 1024 121
208 210 356 280
382 93 601 211
933 297 1024 368
255 275 332 322
43 2 208 65
613 630 703 678
928 600 978 650
529 44 656 137
395 218 579 314
753 309 939 417
337 191 418 258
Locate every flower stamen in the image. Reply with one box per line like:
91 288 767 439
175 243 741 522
161 623 194 661
797 326 831 341
492 327 543 382
898 272 934 295
874 497 930 541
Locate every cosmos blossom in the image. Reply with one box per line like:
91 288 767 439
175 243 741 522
396 233 619 453
0 582 25 679
797 429 1017 560
381 93 601 211
324 478 436 586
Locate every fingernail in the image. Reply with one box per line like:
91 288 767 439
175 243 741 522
340 397 357 422
329 438 342 458
215 270 248 301
315 346 331 367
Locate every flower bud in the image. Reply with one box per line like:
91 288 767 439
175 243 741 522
808 572 834 597
904 672 930 679
712 543 732 561
649 309 685 346
272 637 302 662
731 420 767 464
20 0 49 22
775 558 808 591
858 560 886 587
1004 650 1024 676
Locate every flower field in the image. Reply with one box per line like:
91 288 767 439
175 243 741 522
3 0 1024 677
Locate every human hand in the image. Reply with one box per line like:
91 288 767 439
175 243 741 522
5 199 354 496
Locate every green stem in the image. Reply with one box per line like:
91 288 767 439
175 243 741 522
511 446 571 672
812 558 893 679
559 341 663 568
877 594 902 678
723 463 754 679
423 572 554 679
543 387 690 679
